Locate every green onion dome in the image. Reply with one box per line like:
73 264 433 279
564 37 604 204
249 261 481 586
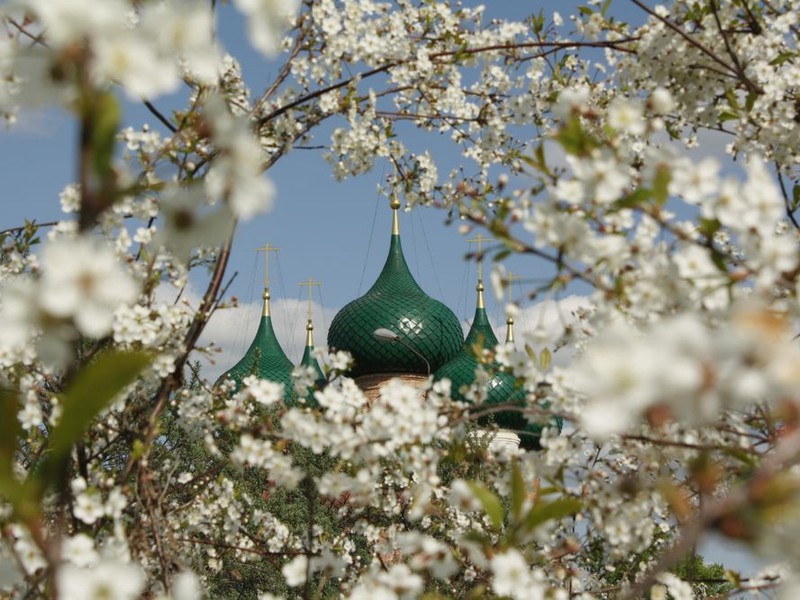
299 320 326 407
434 283 548 450
327 206 464 378
216 289 294 403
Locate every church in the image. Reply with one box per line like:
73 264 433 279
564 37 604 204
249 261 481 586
217 198 554 449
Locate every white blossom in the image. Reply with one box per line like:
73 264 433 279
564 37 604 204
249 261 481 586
234 0 300 56
608 97 645 135
490 549 546 600
39 237 139 338
282 554 308 587
58 561 145 600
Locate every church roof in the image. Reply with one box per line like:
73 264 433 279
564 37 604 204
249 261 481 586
299 320 325 407
216 289 294 402
327 202 463 377
434 282 548 450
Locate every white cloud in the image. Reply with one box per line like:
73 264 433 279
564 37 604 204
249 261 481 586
197 295 337 383
488 294 591 365
151 282 337 383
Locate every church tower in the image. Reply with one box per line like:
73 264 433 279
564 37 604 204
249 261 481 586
434 236 551 450
326 198 464 399
298 277 326 406
216 243 294 403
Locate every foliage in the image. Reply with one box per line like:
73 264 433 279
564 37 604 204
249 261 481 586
1 0 800 599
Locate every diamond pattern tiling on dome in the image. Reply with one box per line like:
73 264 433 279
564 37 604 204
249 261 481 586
327 234 464 377
216 315 294 403
434 305 556 450
300 343 325 407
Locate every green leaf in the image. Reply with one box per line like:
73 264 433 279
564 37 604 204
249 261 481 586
530 142 551 177
523 497 582 532
89 91 121 180
41 350 150 483
709 248 729 274
466 585 488 600
698 217 721 238
724 448 756 466
524 344 537 364
539 348 552 371
725 569 742 588
769 52 795 67
467 482 504 530
652 165 671 205
613 188 651 210
724 88 740 115
530 12 544 34
510 462 525 521
493 249 511 263
556 116 595 156
792 184 800 213
745 91 757 112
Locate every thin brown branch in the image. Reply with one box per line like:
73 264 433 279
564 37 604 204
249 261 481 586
428 37 640 61
256 61 401 128
118 229 236 484
6 18 47 46
709 0 758 93
141 472 172 593
258 22 307 105
0 221 60 236
143 99 178 134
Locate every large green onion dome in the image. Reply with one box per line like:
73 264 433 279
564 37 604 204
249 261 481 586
434 281 548 450
327 202 464 378
216 289 294 403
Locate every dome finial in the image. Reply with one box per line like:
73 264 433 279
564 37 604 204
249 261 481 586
299 277 321 347
390 195 401 236
467 233 490 309
262 288 271 317
256 242 280 316
505 270 522 344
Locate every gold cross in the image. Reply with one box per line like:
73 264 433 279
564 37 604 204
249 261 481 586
256 242 280 288
506 270 523 304
466 233 490 282
299 277 321 321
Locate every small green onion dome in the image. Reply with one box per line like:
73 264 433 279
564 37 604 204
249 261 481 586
434 285 549 450
216 289 294 403
327 210 464 377
299 321 326 407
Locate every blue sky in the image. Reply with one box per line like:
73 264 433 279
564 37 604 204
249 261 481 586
2 1 619 355
2 0 737 378
4 0 748 375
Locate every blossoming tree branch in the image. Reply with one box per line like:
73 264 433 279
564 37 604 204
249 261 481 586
1 0 800 598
